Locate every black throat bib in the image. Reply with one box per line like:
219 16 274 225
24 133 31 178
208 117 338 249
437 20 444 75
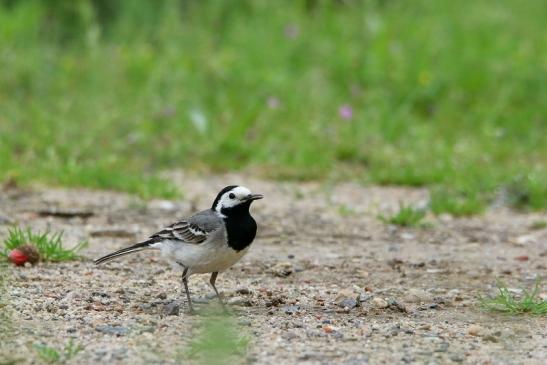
220 202 257 251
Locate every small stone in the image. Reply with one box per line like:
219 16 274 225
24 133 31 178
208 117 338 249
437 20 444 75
283 305 301 315
95 325 129 336
148 200 177 211
163 302 180 316
227 296 251 306
467 325 483 336
372 297 388 309
513 235 535 245
359 293 372 302
157 292 167 300
338 298 358 309
236 287 251 295
388 299 408 312
400 232 415 240
514 255 529 262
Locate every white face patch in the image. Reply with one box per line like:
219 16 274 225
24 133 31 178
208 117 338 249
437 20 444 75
215 186 253 212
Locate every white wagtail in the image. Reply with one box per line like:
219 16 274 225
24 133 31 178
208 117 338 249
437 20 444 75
94 185 263 313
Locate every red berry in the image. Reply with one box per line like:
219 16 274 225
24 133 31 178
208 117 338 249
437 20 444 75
8 249 28 266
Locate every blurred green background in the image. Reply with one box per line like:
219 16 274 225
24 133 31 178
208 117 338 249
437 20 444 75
0 0 545 214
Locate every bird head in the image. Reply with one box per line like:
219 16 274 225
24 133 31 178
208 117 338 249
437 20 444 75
212 185 263 214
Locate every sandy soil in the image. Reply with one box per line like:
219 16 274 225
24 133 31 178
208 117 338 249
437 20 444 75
1 172 546 365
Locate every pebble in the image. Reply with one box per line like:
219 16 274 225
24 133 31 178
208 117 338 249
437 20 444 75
236 287 251 295
467 325 483 336
400 232 415 240
163 302 180 316
148 200 177 211
359 293 373 302
387 299 408 313
227 296 251 306
338 298 358 309
513 234 535 245
372 297 388 309
283 305 301 315
95 325 130 336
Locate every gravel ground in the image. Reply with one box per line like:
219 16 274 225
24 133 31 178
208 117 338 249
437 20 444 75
1 173 546 365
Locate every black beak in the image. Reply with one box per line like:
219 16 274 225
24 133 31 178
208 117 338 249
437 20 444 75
245 193 264 201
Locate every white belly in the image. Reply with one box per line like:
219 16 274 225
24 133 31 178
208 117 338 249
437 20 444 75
157 239 249 274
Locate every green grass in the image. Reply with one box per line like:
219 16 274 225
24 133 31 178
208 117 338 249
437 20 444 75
530 220 547 230
379 203 427 227
1 227 87 262
0 0 545 210
183 310 249 365
33 340 83 364
480 280 547 315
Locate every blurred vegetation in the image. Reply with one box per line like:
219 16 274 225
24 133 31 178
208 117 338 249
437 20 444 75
0 0 545 213
379 203 427 227
33 340 84 364
182 309 249 365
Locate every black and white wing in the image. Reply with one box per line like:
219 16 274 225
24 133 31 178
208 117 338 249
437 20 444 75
94 209 223 265
150 209 223 244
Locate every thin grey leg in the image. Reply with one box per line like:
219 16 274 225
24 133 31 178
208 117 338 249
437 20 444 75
181 268 194 313
209 272 226 310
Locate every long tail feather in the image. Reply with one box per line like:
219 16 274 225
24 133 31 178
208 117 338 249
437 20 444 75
94 240 156 265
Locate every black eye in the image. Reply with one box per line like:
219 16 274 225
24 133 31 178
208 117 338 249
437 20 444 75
229 193 235 199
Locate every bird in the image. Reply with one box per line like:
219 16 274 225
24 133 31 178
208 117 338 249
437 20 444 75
94 185 263 313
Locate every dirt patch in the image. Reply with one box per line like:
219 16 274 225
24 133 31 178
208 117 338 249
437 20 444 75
1 173 546 364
